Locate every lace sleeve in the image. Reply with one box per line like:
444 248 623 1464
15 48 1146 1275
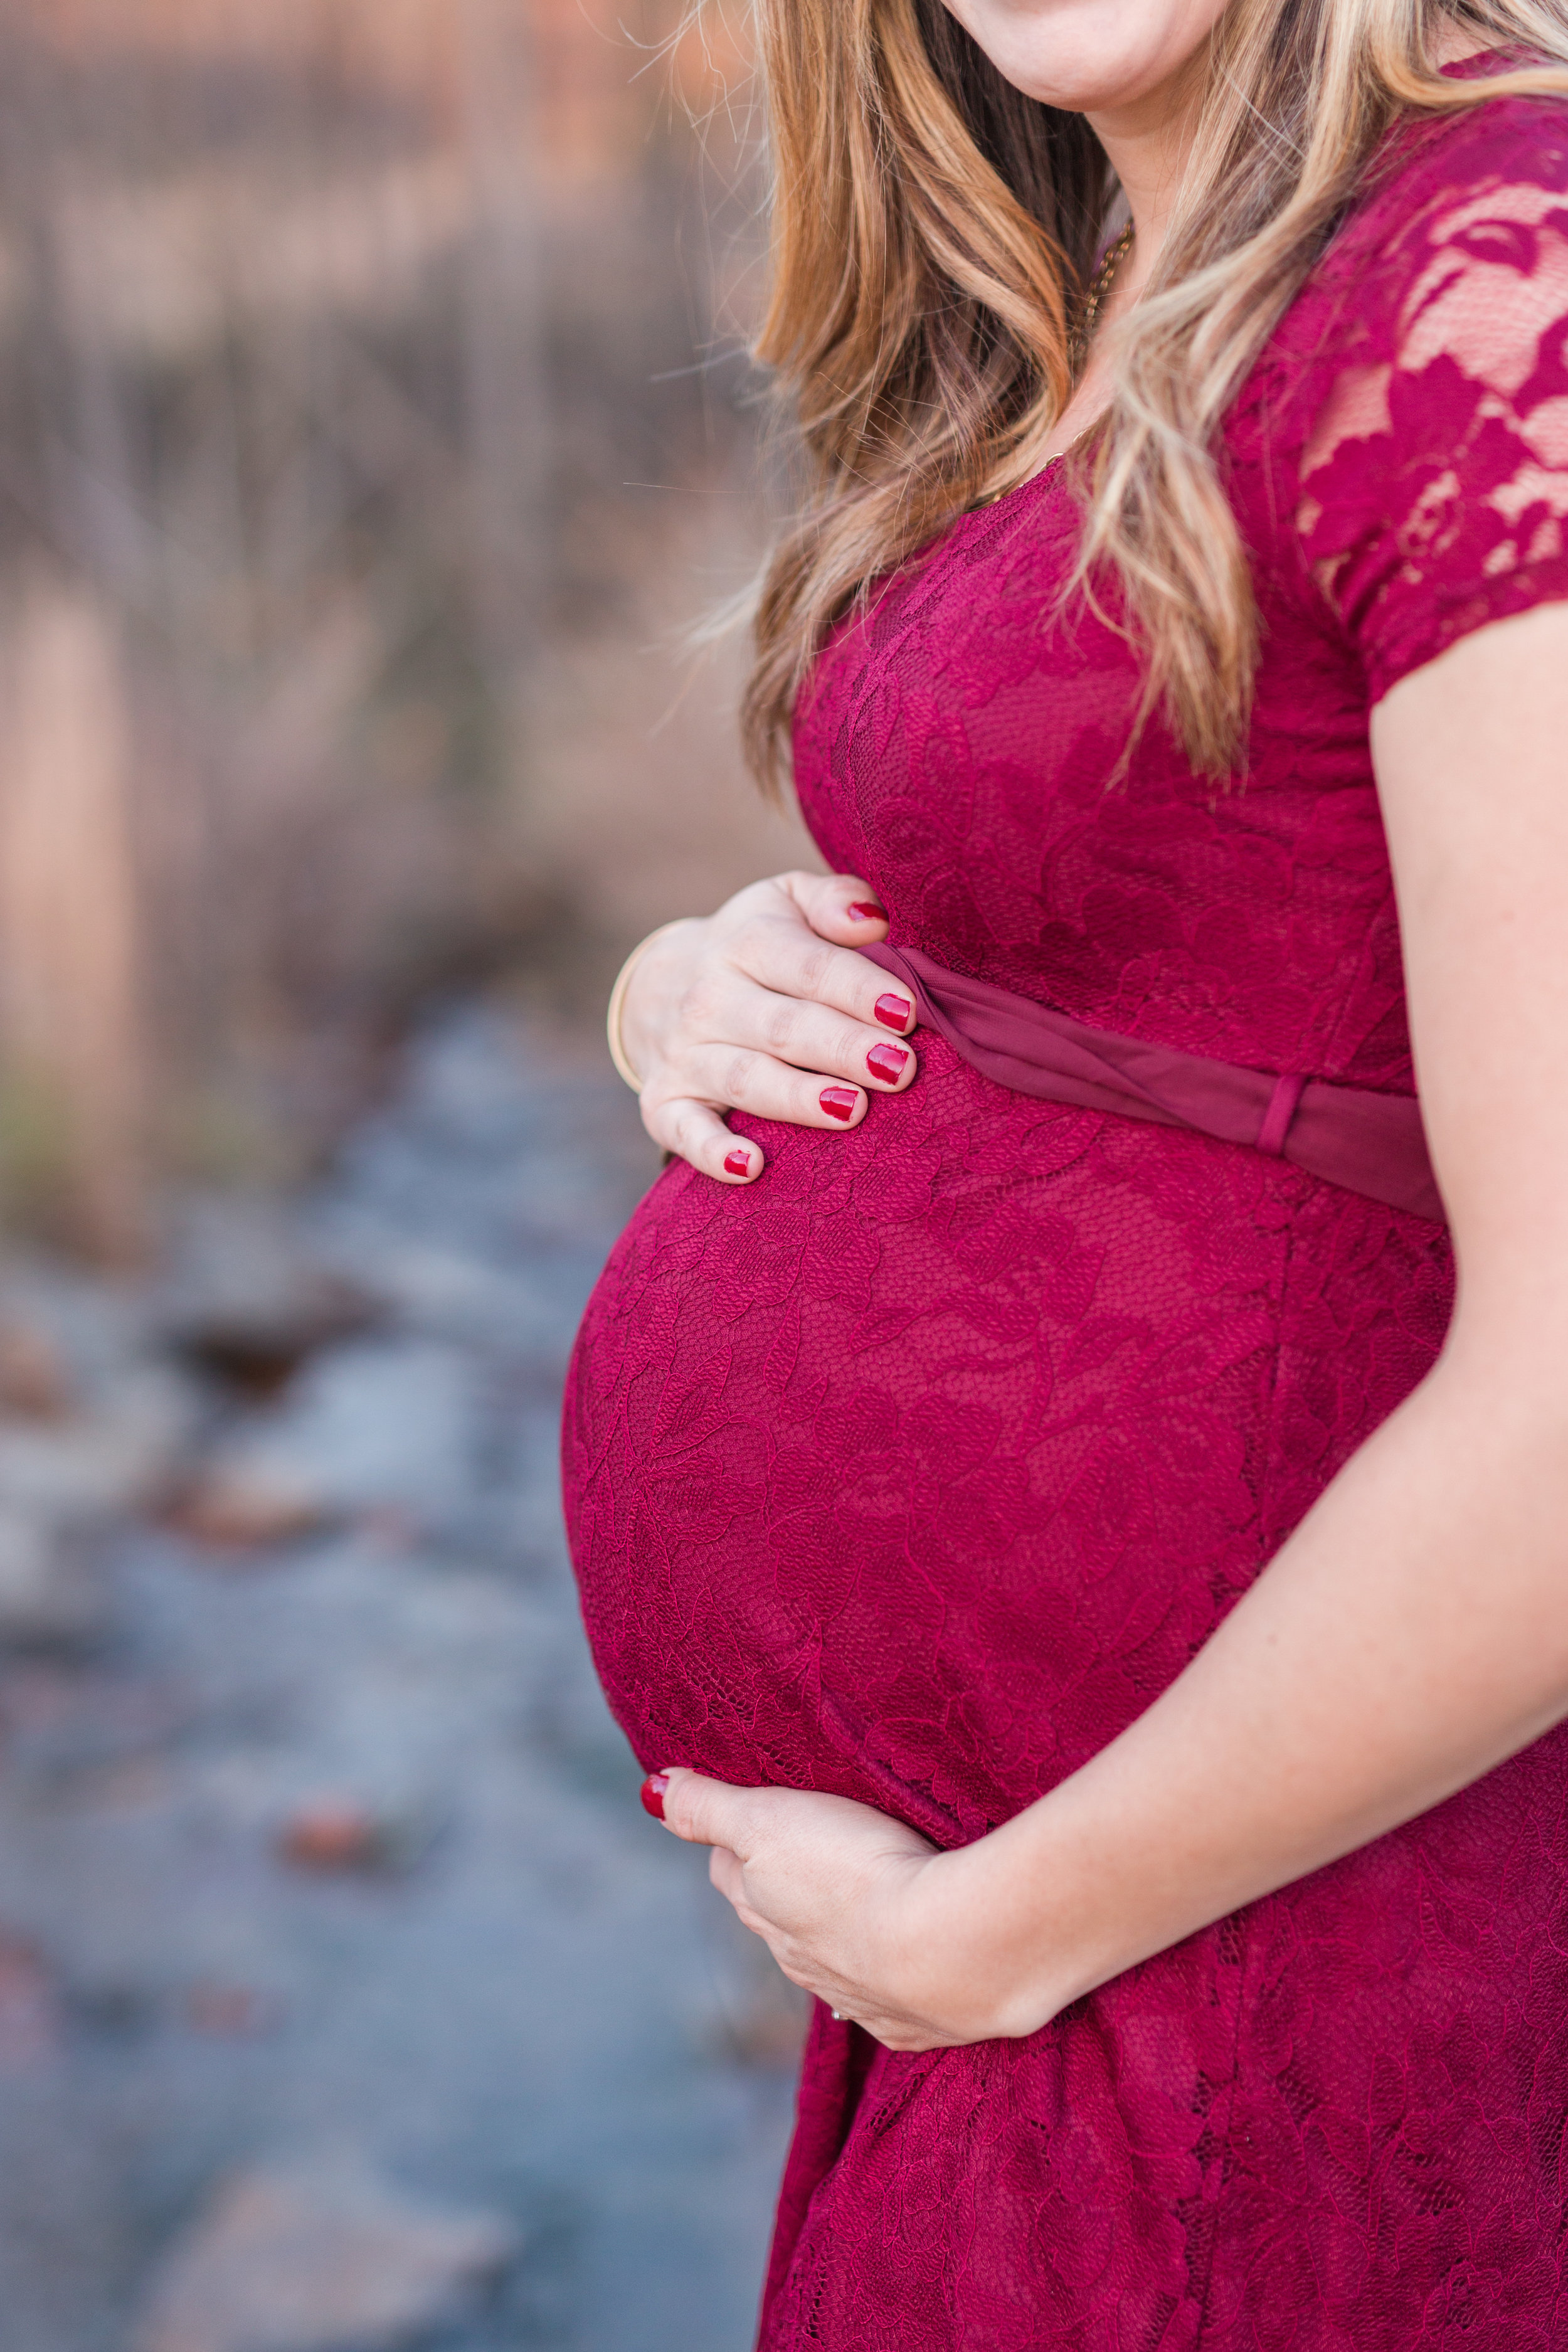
1295 105 1568 704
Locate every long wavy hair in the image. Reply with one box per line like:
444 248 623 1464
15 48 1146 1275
741 0 1568 786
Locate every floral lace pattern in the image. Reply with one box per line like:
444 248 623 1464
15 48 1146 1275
562 78 1568 2351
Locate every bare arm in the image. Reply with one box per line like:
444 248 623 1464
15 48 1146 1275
657 600 1568 2048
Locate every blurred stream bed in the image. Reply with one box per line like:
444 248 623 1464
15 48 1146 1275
0 1001 802 2352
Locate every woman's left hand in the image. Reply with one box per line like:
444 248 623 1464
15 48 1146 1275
651 1766 1023 2050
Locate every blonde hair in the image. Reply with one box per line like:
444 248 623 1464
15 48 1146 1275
742 0 1568 785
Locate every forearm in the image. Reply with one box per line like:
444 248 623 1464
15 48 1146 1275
955 1328 1568 2038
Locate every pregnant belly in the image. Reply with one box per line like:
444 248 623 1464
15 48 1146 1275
561 1042 1449 1841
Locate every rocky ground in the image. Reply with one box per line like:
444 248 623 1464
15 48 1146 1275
0 1005 803 2352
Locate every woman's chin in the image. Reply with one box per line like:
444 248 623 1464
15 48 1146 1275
940 0 1229 118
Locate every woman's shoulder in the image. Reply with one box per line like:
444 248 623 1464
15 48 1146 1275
1248 56 1568 464
1258 58 1568 706
1316 60 1568 314
1240 60 1568 444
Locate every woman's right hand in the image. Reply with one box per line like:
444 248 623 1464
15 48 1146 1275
618 872 919 1183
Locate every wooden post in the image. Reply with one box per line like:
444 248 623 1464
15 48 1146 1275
0 578 150 1263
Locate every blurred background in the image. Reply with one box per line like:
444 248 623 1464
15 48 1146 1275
0 3 819 2346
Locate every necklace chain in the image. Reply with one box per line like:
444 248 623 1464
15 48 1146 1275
971 220 1136 511
1069 220 1135 377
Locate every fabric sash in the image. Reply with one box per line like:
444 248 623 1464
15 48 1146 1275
860 941 1444 1226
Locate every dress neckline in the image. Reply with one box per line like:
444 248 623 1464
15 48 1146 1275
961 426 1096 528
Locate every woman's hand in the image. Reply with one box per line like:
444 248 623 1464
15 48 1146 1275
649 1766 1046 2050
618 872 919 1182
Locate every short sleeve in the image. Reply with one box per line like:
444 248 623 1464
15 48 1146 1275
1295 102 1568 704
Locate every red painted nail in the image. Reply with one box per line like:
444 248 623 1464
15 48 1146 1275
820 1086 859 1122
640 1773 670 1821
874 993 912 1032
847 901 887 923
866 1042 909 1085
724 1148 752 1177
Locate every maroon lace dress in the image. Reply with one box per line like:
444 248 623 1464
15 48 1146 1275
563 78 1568 2350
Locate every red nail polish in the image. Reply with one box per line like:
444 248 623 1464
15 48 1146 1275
724 1148 751 1177
874 993 912 1032
847 901 887 923
640 1773 670 1820
820 1086 859 1122
866 1042 909 1085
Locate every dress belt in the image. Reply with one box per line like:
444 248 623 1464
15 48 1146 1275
860 941 1444 1226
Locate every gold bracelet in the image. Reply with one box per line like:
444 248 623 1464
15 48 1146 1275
606 919 692 1094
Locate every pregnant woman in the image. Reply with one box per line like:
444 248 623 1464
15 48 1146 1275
563 1 1568 2341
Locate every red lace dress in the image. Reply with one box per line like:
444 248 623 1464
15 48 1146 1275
563 77 1568 2351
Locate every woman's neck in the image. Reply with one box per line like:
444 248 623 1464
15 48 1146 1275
1088 21 1496 303
1084 42 1205 295
1024 20 1500 472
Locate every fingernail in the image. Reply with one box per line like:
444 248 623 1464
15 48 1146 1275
874 993 912 1031
866 1042 909 1085
847 901 887 923
640 1773 670 1821
724 1148 752 1178
820 1086 859 1123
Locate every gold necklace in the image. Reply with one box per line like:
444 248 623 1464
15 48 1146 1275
970 221 1135 511
1068 220 1135 377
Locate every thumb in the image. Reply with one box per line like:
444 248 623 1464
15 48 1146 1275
642 1766 757 1851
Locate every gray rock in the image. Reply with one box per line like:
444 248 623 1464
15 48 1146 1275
165 1463 331 1552
0 1313 76 1421
133 2157 517 2352
0 1663 188 1786
0 1929 63 2069
181 1339 479 1537
322 1236 559 1353
159 1192 381 1400
0 1364 201 1526
0 1507 109 1646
